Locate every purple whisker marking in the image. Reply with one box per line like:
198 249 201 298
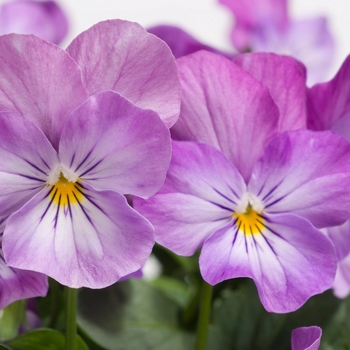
259 232 277 255
79 159 103 177
257 184 265 197
72 192 94 227
18 174 45 182
75 182 85 189
74 148 94 172
41 188 57 221
44 186 56 198
264 196 285 209
213 187 237 205
54 195 61 228
208 201 233 212
73 185 84 196
67 195 72 219
232 226 239 246
70 152 76 168
228 185 240 199
24 159 47 176
255 223 263 234
264 224 287 242
261 179 285 202
256 218 264 227
40 157 51 170
244 230 248 253
83 193 108 216
213 217 230 222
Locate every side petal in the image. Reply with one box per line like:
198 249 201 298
233 53 307 131
172 50 279 182
134 141 246 255
291 326 322 350
3 184 155 289
66 19 180 128
249 130 350 228
323 220 350 261
59 91 171 198
0 112 59 220
0 34 89 148
200 213 336 313
0 253 48 309
0 0 68 44
307 55 350 131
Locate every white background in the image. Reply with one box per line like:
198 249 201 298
58 0 350 80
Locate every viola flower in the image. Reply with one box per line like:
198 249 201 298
292 326 322 350
0 0 68 44
0 20 180 291
134 51 350 313
219 0 335 85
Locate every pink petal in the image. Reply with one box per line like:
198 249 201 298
66 19 180 128
292 326 322 350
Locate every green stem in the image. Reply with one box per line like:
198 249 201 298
195 280 213 350
65 286 77 350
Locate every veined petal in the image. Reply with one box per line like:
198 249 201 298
0 34 89 149
0 0 68 44
172 51 279 182
233 53 307 132
291 326 322 350
249 130 350 228
0 253 48 309
3 184 154 288
200 213 336 313
59 91 171 198
307 55 350 131
66 19 180 128
0 112 58 219
134 141 246 255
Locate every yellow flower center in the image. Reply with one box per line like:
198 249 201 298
50 173 84 207
234 204 265 235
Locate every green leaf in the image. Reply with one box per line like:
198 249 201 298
209 279 286 350
77 279 195 350
7 329 88 350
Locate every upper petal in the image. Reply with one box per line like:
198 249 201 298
3 184 155 288
59 91 171 198
291 326 322 350
0 34 89 149
233 53 307 132
307 55 350 131
172 50 279 182
248 130 350 228
0 0 68 44
147 25 233 59
66 19 181 128
200 213 336 313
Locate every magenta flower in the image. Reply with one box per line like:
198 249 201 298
292 326 322 350
134 51 350 313
219 0 335 85
0 0 68 44
0 19 180 293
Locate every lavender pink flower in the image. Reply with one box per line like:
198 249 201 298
0 19 180 300
134 51 350 313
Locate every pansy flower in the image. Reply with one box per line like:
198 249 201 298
134 51 350 312
219 0 335 85
0 19 180 301
0 0 68 44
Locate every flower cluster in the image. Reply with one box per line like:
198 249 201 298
0 1 349 349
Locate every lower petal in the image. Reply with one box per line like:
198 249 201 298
291 326 322 350
3 184 154 288
200 213 336 313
